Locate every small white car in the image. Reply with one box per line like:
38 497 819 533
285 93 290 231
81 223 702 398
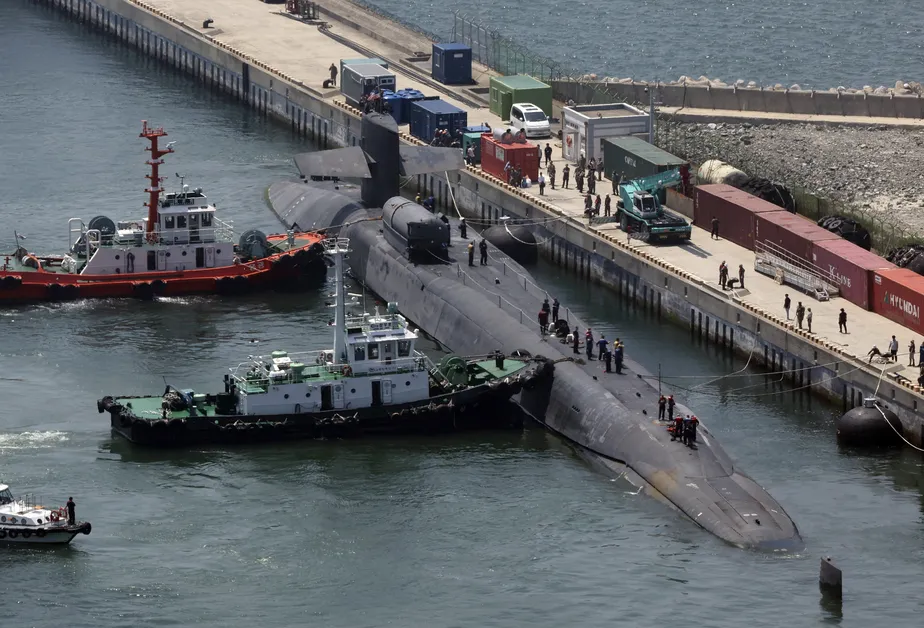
509 103 550 138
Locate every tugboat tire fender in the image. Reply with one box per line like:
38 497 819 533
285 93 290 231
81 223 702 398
119 414 132 429
133 282 154 300
0 530 6 539
168 418 185 429
47 283 64 299
35 529 46 538
151 279 167 295
1 275 22 289
8 530 17 539
63 284 79 300
152 420 169 430
21 530 31 539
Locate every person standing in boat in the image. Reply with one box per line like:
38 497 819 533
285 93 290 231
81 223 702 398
66 497 76 525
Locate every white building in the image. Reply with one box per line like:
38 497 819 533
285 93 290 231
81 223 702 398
561 103 649 163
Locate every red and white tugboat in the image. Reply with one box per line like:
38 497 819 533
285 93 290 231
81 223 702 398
0 121 327 303
0 484 92 546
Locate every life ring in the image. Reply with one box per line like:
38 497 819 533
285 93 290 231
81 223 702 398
342 366 353 377
50 512 60 523
566 135 573 148
256 261 265 270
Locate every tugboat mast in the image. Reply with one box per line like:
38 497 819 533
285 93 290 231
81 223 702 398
141 121 174 241
323 238 351 365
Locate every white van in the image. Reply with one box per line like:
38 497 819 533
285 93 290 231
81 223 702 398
509 103 550 138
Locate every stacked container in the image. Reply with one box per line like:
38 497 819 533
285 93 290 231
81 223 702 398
480 134 539 184
431 43 473 85
408 99 468 142
872 268 924 334
754 211 841 262
693 184 782 250
811 239 896 310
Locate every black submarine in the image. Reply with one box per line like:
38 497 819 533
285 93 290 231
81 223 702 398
266 114 803 551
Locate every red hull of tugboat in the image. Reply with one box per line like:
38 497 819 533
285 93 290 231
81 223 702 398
0 237 326 303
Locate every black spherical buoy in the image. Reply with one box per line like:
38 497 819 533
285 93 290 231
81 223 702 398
835 398 903 448
483 224 539 266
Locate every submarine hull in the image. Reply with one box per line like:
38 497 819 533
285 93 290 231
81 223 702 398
337 214 802 550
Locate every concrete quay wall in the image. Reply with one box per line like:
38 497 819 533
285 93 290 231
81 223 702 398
43 0 924 445
552 80 924 120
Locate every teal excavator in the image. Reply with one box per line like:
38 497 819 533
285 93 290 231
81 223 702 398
616 168 692 243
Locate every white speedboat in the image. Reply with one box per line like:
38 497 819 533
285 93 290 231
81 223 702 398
0 484 92 545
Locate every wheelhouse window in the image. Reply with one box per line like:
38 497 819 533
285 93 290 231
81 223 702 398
201 213 213 227
353 344 366 362
164 216 175 229
397 340 411 357
368 343 379 360
177 215 187 228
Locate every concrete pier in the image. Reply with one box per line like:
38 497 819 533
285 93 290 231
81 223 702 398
37 0 924 445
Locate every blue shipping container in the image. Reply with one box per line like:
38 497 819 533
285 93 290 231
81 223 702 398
431 43 472 85
409 99 468 142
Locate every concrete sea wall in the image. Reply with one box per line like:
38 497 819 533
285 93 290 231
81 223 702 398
41 0 924 445
552 80 924 119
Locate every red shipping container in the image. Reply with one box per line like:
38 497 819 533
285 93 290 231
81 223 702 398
480 134 539 185
754 210 841 262
693 184 781 250
871 268 924 335
811 239 896 310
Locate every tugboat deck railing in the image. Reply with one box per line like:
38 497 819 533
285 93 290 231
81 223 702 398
230 351 431 392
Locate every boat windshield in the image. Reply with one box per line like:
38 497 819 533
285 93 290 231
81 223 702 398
0 488 13 505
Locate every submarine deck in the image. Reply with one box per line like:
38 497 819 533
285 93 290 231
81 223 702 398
422 223 801 549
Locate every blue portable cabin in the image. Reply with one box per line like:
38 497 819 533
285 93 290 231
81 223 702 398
431 43 473 85
409 99 468 143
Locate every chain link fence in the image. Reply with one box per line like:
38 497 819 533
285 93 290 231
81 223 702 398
450 12 574 83
348 0 443 43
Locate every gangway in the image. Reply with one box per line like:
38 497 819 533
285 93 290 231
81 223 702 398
754 240 840 301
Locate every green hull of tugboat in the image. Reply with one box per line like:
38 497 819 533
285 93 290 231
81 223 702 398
99 358 553 447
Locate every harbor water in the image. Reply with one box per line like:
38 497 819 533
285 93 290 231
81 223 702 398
3 3 924 625
366 0 924 89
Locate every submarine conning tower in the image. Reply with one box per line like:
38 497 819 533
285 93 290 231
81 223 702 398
360 114 401 209
281 113 464 225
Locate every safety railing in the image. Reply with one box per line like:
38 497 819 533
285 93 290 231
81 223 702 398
754 241 841 300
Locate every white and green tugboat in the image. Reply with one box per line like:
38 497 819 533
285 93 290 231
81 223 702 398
0 485 92 546
98 238 552 446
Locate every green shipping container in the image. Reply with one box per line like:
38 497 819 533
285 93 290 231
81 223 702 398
462 132 483 163
489 75 552 121
602 136 687 182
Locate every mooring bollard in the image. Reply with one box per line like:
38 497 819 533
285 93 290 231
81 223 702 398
819 556 842 599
